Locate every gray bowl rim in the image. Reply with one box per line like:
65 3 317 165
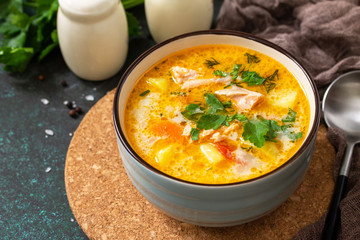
113 29 321 187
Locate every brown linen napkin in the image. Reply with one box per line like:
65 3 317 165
216 0 360 239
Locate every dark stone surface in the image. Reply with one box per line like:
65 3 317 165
0 2 222 239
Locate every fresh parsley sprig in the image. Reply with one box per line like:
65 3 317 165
0 0 144 73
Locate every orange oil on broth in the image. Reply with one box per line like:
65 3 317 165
124 45 310 184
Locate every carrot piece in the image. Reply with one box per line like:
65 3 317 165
215 143 234 161
152 121 184 142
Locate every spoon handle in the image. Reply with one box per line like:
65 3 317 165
321 175 348 240
322 142 355 240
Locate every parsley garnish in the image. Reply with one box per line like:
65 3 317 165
197 114 227 130
281 125 303 141
242 118 280 148
222 101 232 108
241 71 266 86
139 89 150 96
244 52 260 64
204 58 220 69
170 91 187 96
190 128 200 141
181 103 203 121
213 70 228 77
230 64 243 80
225 113 247 126
205 93 224 114
282 108 297 122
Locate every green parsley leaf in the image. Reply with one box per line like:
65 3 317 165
190 128 200 141
264 120 281 141
213 70 228 77
242 118 281 147
197 114 227 130
181 103 204 120
230 64 242 80
126 11 142 36
225 113 247 126
0 0 144 73
241 71 265 86
242 119 269 148
205 93 224 114
281 125 303 141
222 100 232 108
139 89 150 96
282 108 297 122
0 46 34 72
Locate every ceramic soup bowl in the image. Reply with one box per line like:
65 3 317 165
113 30 320 227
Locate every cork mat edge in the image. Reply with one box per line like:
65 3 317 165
65 89 335 240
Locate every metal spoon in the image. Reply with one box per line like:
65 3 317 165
322 70 360 240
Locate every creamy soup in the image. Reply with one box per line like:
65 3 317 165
124 44 310 184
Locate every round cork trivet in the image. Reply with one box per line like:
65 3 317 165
65 89 336 240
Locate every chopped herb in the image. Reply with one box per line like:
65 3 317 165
170 91 187 96
205 93 224 114
281 125 303 141
139 89 150 96
181 103 203 120
263 69 278 93
204 57 220 69
242 119 269 148
190 128 200 141
230 64 243 80
264 120 281 142
225 113 247 126
242 118 281 148
282 108 297 122
213 70 228 77
244 52 260 64
241 71 265 86
241 146 253 152
197 114 227 130
227 113 248 123
222 100 232 108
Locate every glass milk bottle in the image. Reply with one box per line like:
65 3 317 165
57 0 128 81
145 0 214 43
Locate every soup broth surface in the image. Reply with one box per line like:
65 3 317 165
125 44 310 184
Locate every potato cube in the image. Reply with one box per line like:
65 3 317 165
147 78 169 92
268 89 297 109
155 145 175 164
200 144 224 164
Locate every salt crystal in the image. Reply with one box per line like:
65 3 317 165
69 132 73 136
45 167 51 173
63 100 68 105
41 98 49 105
45 129 54 136
70 218 74 222
85 95 94 101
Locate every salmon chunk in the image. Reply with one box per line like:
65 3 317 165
171 66 232 89
182 75 232 89
171 66 198 84
215 86 264 111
